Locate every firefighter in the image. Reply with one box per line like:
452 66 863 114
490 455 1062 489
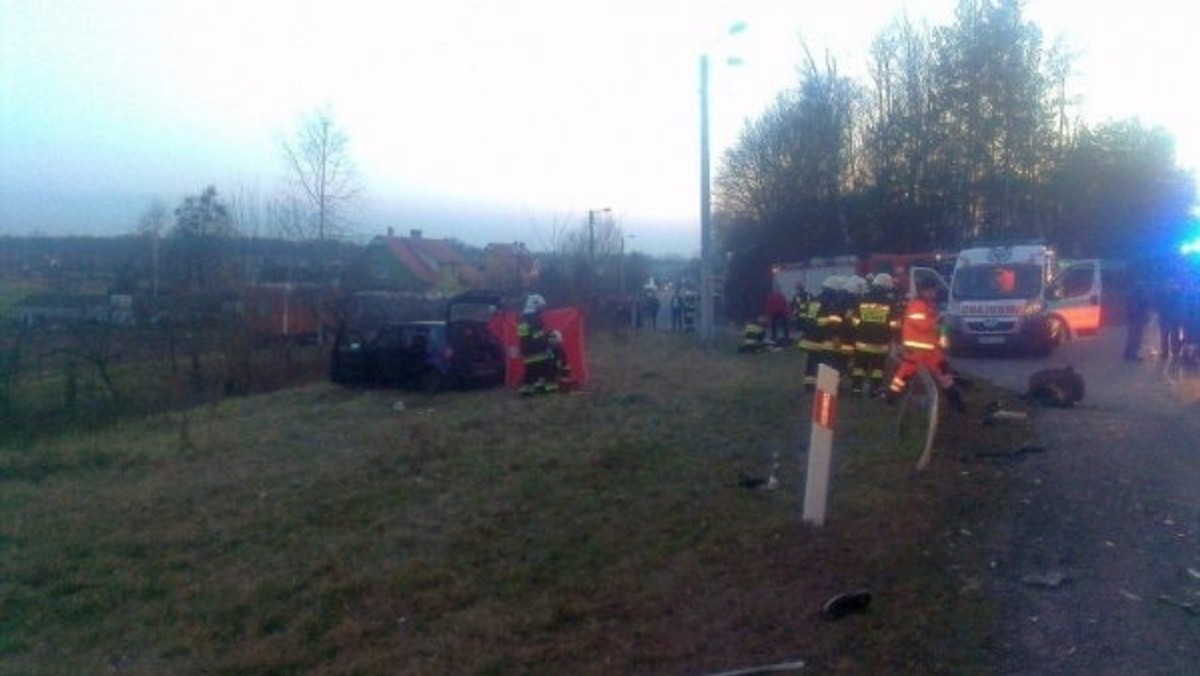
790 281 811 340
885 278 965 412
682 291 698 332
518 293 558 395
821 276 854 376
800 276 838 391
838 276 867 378
739 315 769 353
851 273 898 396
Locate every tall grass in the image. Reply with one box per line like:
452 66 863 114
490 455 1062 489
0 330 1026 675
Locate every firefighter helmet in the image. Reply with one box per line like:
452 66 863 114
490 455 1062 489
523 293 547 314
821 275 839 290
851 276 868 295
872 272 894 289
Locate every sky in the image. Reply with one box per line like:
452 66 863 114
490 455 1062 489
2 0 1198 255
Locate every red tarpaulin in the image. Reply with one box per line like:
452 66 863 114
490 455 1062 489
489 307 589 389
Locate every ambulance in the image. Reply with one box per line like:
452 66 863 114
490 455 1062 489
910 244 1102 355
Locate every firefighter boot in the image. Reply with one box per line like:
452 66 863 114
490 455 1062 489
945 385 967 414
850 375 865 396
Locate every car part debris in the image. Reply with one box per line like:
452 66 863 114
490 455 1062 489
703 658 807 676
821 588 872 620
981 401 1030 425
1022 366 1085 408
1021 571 1071 588
976 444 1046 460
1157 595 1200 616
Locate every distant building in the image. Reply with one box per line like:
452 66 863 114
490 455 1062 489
346 229 480 295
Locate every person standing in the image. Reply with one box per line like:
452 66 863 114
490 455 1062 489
764 285 790 343
670 289 684 331
1123 278 1151 362
790 281 811 341
518 293 557 395
645 290 661 330
851 273 898 396
885 277 965 412
800 277 838 391
1156 279 1184 359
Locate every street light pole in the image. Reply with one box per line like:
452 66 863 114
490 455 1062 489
588 207 611 264
699 52 714 342
620 232 635 295
698 22 745 343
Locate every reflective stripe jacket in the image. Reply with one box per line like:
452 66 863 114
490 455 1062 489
853 288 897 349
518 313 551 363
901 297 940 352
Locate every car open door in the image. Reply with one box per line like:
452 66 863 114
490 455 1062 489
908 266 950 310
1048 259 1102 337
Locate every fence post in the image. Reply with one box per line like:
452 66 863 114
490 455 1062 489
803 364 839 526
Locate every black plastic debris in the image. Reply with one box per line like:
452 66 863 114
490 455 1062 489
821 588 872 620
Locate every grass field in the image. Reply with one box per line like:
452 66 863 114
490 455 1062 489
0 330 1028 675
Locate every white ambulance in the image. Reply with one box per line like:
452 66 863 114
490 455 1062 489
910 244 1102 355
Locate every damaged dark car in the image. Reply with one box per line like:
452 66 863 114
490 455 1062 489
329 290 507 393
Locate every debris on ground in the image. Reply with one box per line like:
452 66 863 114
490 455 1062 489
821 588 873 620
1117 588 1144 602
981 401 1030 425
1022 366 1086 408
975 444 1047 461
391 400 406 412
1156 595 1200 616
737 472 779 491
703 658 807 676
1021 571 1072 589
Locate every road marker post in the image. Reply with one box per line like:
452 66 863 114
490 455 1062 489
803 364 839 526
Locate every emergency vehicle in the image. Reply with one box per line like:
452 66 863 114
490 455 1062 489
911 244 1102 355
772 251 955 294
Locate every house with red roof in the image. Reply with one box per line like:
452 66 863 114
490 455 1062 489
346 229 480 295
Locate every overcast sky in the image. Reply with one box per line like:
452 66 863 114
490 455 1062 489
2 0 1197 255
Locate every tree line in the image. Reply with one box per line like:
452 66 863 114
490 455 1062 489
716 0 1196 303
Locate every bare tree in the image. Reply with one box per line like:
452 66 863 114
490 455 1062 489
281 105 362 241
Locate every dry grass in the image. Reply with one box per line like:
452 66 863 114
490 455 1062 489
0 330 1028 675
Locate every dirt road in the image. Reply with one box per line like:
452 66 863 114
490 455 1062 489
954 324 1200 674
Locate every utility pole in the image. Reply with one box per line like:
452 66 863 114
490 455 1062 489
697 22 745 342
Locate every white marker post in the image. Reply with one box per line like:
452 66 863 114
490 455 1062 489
803 364 839 527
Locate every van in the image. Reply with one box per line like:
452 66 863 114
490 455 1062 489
911 245 1102 355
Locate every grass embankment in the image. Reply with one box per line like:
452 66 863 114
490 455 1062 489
0 331 1027 675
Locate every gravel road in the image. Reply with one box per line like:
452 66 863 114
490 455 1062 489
954 323 1200 675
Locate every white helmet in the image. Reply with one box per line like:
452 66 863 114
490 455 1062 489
872 273 894 289
821 276 839 291
851 276 868 295
523 293 546 314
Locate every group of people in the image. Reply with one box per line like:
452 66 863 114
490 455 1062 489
1124 270 1200 368
743 271 965 411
